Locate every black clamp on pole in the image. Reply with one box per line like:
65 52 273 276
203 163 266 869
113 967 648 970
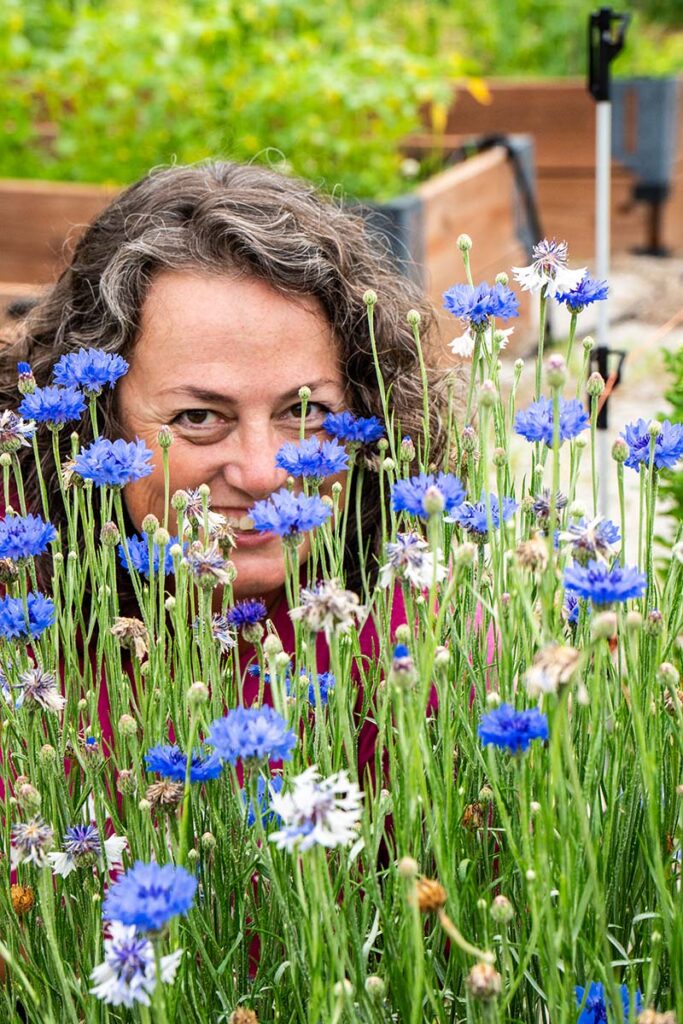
588 7 630 103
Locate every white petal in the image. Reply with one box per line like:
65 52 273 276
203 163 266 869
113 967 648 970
103 835 128 869
512 264 543 293
48 851 76 877
546 266 587 298
159 948 183 983
448 329 475 358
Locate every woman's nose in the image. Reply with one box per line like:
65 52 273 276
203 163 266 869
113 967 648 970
218 424 289 501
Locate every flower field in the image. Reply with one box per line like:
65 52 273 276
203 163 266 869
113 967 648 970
1 239 682 1023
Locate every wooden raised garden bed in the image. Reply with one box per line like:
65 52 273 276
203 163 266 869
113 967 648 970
415 77 683 260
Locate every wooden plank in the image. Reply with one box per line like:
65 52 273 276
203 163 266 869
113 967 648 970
0 179 118 284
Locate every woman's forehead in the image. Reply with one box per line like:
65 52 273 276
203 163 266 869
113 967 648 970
130 270 344 397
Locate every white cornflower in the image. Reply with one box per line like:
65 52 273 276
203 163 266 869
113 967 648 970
178 488 227 536
90 921 182 1008
0 409 35 453
289 579 365 641
47 823 127 878
379 532 446 590
512 239 586 297
269 766 364 852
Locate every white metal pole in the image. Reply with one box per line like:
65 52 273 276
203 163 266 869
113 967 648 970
596 99 611 517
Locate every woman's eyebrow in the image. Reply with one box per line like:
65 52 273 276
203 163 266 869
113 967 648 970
159 379 339 403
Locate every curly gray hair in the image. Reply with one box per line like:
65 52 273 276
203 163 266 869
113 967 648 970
0 161 463 595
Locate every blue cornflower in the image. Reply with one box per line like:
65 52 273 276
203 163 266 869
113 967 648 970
322 411 385 445
18 385 86 426
117 535 180 579
575 982 643 1023
144 744 223 783
620 418 683 472
226 599 268 630
443 281 519 327
0 514 57 561
391 471 465 519
103 861 197 931
561 517 620 564
249 488 331 539
515 396 589 446
478 703 549 753
564 560 646 606
0 593 55 640
563 593 583 625
286 669 335 705
555 275 608 313
244 774 284 827
447 493 518 538
275 437 348 480
52 347 129 396
207 706 297 765
73 438 154 487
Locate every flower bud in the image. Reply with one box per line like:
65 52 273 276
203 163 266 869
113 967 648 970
490 894 514 924
169 543 183 559
157 425 174 449
116 769 136 796
582 336 594 351
495 271 509 286
243 622 265 645
333 979 354 999
365 975 385 998
486 690 502 709
263 633 283 658
39 743 57 768
141 513 159 535
526 869 536 882
478 379 497 408
461 425 477 452
297 385 311 401
457 234 473 252
611 438 629 463
394 623 411 644
363 289 378 307
546 354 567 388
492 446 507 468
400 435 416 462
201 831 217 852
382 457 395 473
406 309 421 326
17 782 41 814
171 490 188 511
154 528 170 547
165 596 176 611
377 437 389 452
657 662 680 688
118 714 137 736
644 610 664 637
452 542 476 568
138 798 152 813
331 480 343 495
274 651 291 671
187 848 199 863
648 420 662 439
478 784 494 805
188 681 209 707
466 962 502 1002
591 611 618 640
423 485 445 516
397 856 419 879
434 645 449 667
626 610 643 631
586 372 605 397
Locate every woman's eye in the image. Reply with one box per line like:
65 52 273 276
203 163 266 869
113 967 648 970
288 402 329 420
174 410 220 428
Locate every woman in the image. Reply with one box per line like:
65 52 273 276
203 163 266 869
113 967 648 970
1 161 454 602
0 161 459 779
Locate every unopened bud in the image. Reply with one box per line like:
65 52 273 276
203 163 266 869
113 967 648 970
397 856 419 879
586 372 605 397
406 309 421 327
142 514 159 535
466 962 502 1002
188 681 209 707
457 234 473 252
423 485 445 516
644 610 664 637
591 611 618 640
648 420 662 439
490 894 514 924
297 385 311 401
546 354 567 388
479 379 497 408
118 714 137 736
157 425 173 449
365 975 385 998
363 289 378 307
495 271 509 286
100 522 121 547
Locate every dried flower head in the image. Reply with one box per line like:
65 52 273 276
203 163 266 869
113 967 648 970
525 643 581 697
289 579 364 640
515 534 549 573
10 884 35 915
111 617 150 661
414 877 447 913
461 802 486 831
229 1010 259 1024
637 1011 677 1024
145 781 184 812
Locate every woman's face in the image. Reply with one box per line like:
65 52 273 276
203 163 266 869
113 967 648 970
117 271 347 606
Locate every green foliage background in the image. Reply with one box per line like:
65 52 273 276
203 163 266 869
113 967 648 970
1 0 682 197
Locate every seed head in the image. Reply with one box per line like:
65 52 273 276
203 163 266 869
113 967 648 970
415 877 447 913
